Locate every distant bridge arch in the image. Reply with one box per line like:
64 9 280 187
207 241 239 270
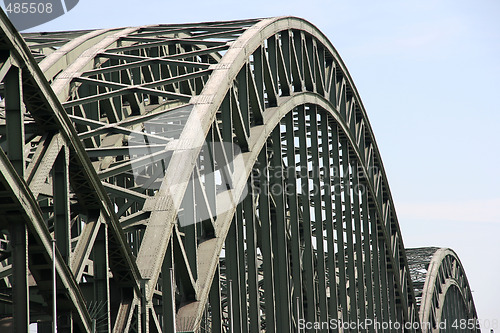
407 248 478 332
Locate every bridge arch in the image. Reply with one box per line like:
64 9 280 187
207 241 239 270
407 247 479 333
0 10 479 333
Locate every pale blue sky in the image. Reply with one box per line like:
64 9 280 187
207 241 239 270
10 0 500 323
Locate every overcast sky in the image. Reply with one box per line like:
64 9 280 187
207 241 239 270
6 0 499 323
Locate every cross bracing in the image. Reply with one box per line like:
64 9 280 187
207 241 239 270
0 10 478 332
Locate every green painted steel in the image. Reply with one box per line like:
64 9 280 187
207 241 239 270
0 9 479 332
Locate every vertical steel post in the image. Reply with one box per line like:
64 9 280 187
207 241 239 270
309 107 329 327
270 126 291 333
9 218 29 333
5 67 24 174
361 189 375 321
340 137 358 326
6 65 29 333
296 297 301 332
243 179 260 333
351 159 367 326
370 208 383 325
236 206 249 333
52 239 57 333
162 243 176 333
53 150 71 264
257 146 277 332
297 106 317 326
209 265 222 333
225 218 242 332
93 223 111 332
285 111 304 328
331 124 348 322
228 279 233 333
170 268 176 333
320 114 339 322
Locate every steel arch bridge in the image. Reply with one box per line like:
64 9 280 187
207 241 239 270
0 11 478 333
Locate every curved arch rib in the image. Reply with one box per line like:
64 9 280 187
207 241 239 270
126 16 420 330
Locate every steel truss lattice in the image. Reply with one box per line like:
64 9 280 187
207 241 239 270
406 248 478 332
0 10 478 332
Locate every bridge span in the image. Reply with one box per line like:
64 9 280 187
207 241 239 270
0 11 478 332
